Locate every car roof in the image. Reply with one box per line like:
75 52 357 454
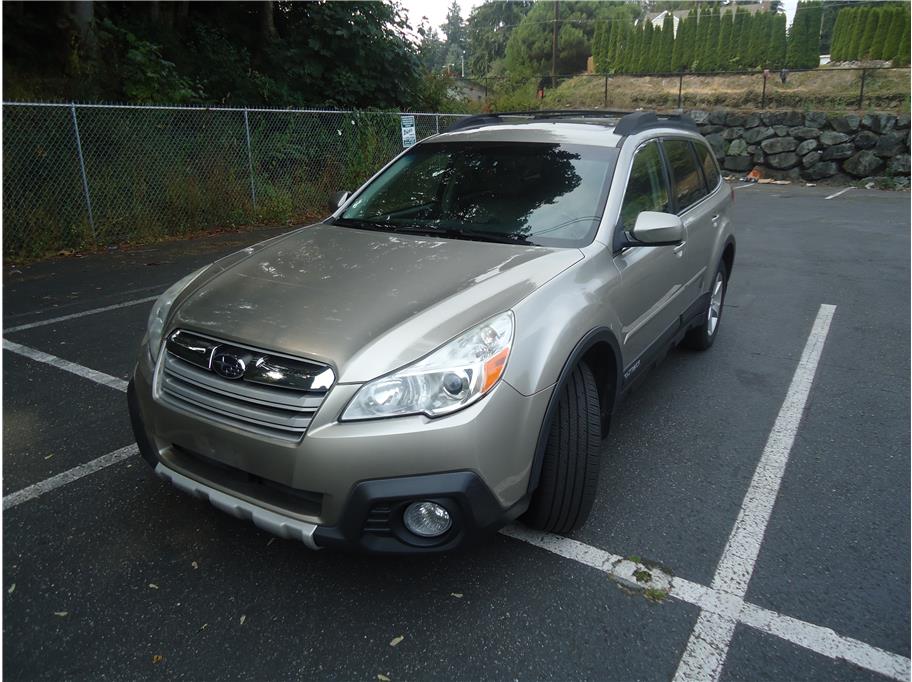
432 110 699 148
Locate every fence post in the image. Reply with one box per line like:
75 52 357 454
604 75 608 107
677 69 684 110
243 108 257 211
435 114 440 134
761 70 768 109
858 69 867 110
69 103 96 243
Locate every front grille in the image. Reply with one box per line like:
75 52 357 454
362 505 393 536
157 330 334 442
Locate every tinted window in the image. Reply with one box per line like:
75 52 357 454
619 141 669 231
695 141 721 190
339 142 618 247
664 139 708 212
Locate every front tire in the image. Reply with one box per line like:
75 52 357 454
683 260 728 351
523 363 601 533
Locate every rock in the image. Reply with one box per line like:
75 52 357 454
765 167 802 182
782 110 804 127
699 124 725 135
862 113 896 134
761 137 798 154
726 112 747 126
805 111 828 128
743 113 761 129
761 111 786 126
743 126 775 144
844 150 886 177
752 151 764 164
689 110 711 125
773 125 790 137
727 139 749 156
790 126 821 139
887 154 911 175
709 110 728 125
829 114 861 133
796 139 819 156
722 127 745 141
705 132 726 158
894 176 910 189
818 131 851 146
767 151 799 169
896 114 911 130
875 131 906 157
821 143 855 160
854 130 879 149
801 161 839 180
801 151 822 168
724 155 753 172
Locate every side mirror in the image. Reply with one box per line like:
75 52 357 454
630 211 685 246
328 190 351 213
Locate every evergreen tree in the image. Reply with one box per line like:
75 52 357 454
846 8 864 60
707 7 721 71
769 13 788 69
637 22 654 73
830 8 846 61
718 11 733 70
658 12 675 72
869 8 887 60
592 22 605 72
746 13 765 68
858 6 879 60
694 7 711 71
883 7 906 62
895 17 911 66
732 8 749 68
806 1 823 67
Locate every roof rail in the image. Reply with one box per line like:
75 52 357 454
446 109 697 136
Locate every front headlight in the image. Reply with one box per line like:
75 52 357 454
342 311 514 421
146 267 208 361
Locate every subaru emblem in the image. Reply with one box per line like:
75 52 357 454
211 352 246 380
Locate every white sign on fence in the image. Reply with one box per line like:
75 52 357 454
400 115 416 148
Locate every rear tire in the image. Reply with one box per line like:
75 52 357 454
683 260 728 351
522 363 601 533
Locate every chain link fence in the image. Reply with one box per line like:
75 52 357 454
3 103 468 260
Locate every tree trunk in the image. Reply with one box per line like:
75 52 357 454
261 1 278 40
70 1 97 60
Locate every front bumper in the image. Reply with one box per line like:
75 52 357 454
128 351 549 553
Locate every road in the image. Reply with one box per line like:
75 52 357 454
3 184 909 680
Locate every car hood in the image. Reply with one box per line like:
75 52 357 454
171 223 582 383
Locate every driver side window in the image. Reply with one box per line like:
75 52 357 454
619 141 670 232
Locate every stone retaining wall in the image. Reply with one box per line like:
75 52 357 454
688 110 911 185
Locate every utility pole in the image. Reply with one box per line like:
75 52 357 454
551 1 559 88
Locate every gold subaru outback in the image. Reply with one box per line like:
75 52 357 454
129 110 735 553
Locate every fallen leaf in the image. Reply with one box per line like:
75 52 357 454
378 675 391 682
152 655 163 664
44 454 54 460
389 635 404 647
148 584 159 590
199 623 208 632
450 593 463 598
266 538 276 546
191 561 198 570
240 615 246 625
8 584 15 594
54 611 68 617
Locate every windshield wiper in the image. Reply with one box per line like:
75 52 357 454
383 225 533 245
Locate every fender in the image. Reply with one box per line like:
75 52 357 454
526 327 623 494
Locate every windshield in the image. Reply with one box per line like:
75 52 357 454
334 141 618 247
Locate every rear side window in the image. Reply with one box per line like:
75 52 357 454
619 141 669 231
694 142 721 190
663 139 708 212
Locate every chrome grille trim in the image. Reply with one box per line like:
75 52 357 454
155 331 333 441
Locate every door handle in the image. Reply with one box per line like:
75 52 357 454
673 241 686 257
711 214 721 225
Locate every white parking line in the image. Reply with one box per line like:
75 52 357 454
3 444 138 510
4 294 159 333
735 183 757 190
3 339 128 392
825 187 853 200
673 303 837 682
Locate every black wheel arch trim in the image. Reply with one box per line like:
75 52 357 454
526 327 623 495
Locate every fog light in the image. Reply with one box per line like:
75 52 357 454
403 501 452 538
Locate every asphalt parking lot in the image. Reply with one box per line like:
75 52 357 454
3 183 910 681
